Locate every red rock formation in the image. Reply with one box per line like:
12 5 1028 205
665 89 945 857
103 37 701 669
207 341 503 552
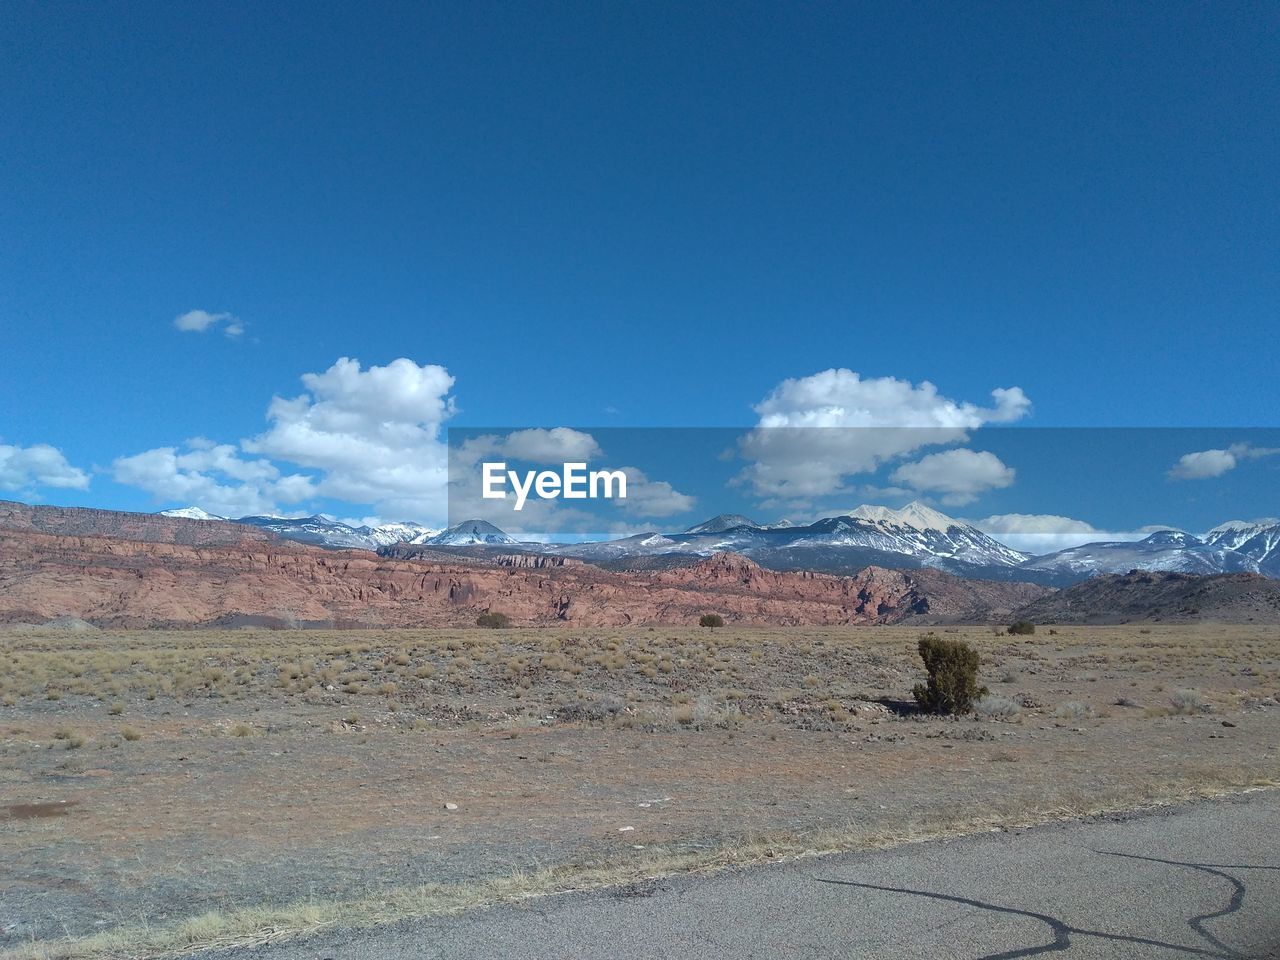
0 504 1050 628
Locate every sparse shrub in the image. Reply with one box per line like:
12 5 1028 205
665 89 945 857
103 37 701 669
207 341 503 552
414 664 436 679
1053 700 1094 721
1170 688 1211 715
107 702 124 716
699 614 725 629
974 695 1021 720
912 634 986 715
230 723 252 737
53 727 84 748
673 704 694 725
476 611 511 629
1007 620 1036 636
121 726 141 741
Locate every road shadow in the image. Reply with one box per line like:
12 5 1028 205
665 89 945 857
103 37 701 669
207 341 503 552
813 849 1276 959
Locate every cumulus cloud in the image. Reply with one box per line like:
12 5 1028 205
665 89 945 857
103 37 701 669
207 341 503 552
1168 442 1280 480
890 449 1015 505
0 442 90 494
243 357 457 519
447 431 695 531
737 370 1030 500
114 358 686 531
174 309 244 338
973 512 1157 554
612 467 697 516
454 428 603 466
111 439 315 518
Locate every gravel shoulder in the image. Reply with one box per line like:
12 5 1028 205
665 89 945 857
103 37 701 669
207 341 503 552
190 789 1280 960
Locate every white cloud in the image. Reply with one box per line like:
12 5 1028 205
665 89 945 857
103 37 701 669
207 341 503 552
612 466 696 516
1168 442 1280 480
737 370 1030 500
447 432 695 532
174 309 244 338
973 512 1155 554
111 441 315 518
243 357 457 520
0 442 91 494
455 428 603 466
110 358 572 525
890 449 1015 505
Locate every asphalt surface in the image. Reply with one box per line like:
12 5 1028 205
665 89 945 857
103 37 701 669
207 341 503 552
201 790 1280 960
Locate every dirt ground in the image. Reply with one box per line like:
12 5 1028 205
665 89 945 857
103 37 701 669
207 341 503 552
2 624 1278 956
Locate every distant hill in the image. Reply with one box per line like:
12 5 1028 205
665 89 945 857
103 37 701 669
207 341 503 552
0 499 275 547
1021 530 1262 578
0 502 1051 628
1013 570 1280 625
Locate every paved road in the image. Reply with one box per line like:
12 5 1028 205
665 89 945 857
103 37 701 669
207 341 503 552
204 790 1280 960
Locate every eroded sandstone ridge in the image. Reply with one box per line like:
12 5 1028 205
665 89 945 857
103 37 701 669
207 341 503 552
0 502 1049 628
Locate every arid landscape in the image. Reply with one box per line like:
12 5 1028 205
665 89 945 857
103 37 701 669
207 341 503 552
7 7 1278 955
2 621 1278 958
3 505 1280 957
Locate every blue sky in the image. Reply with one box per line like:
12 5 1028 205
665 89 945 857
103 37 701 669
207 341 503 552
2 2 1277 536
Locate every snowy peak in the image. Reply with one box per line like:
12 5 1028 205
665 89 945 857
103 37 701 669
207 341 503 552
427 519 517 546
1207 518 1280 537
1141 530 1201 547
353 521 442 547
1204 519 1280 575
684 514 762 535
849 501 960 533
159 506 224 521
1024 531 1261 578
194 513 443 550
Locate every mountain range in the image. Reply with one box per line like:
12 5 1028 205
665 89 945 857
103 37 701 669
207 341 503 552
4 499 1279 627
159 508 441 550
157 501 1280 585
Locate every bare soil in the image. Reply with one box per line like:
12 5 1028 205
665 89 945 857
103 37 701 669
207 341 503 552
1 625 1278 954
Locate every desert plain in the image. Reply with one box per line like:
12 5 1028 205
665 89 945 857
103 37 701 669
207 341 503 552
2 622 1278 959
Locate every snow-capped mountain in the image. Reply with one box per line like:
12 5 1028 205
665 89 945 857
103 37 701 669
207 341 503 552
1203 519 1280 575
158 502 1280 584
235 515 382 548
426 519 518 546
684 514 762 534
158 508 439 549
159 506 224 521
549 502 1029 576
353 521 442 548
1021 529 1262 578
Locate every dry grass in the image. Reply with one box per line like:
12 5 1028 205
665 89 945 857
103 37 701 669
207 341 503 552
3 623 1278 957
6 622 1274 737
7 778 1273 960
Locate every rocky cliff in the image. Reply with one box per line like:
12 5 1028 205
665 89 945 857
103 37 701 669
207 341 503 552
0 506 1051 627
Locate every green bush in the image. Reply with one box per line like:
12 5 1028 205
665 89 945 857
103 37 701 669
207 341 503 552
475 611 512 629
1007 619 1036 635
698 614 725 629
912 634 987 715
